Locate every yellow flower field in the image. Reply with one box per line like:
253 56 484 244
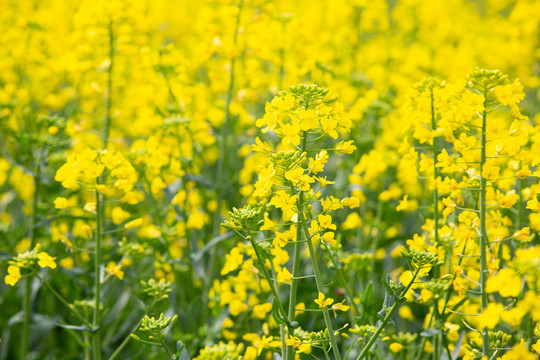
1 0 540 359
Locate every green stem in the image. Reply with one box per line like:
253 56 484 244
161 340 174 360
21 277 31 360
413 308 436 360
84 333 91 360
213 0 244 235
432 301 440 360
430 87 439 248
34 272 92 329
280 324 287 360
246 231 289 322
323 245 360 319
204 0 245 325
103 20 114 149
355 269 420 360
416 239 469 360
93 189 103 360
286 132 308 360
108 301 156 360
518 176 524 229
431 86 441 360
22 164 42 359
479 87 491 357
297 211 342 360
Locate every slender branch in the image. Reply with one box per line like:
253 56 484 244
34 272 92 329
355 268 420 360
297 210 342 360
92 188 103 360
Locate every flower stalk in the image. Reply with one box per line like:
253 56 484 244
478 85 491 358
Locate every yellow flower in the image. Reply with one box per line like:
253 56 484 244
331 300 350 316
297 109 319 131
276 267 292 284
486 268 522 298
251 137 272 153
494 80 525 106
280 122 301 146
532 339 540 355
513 227 531 242
336 140 356 154
270 190 298 214
389 342 403 353
4 265 21 286
526 197 540 212
150 177 166 194
516 165 532 179
497 190 519 208
396 195 418 212
478 302 503 329
442 197 456 217
318 214 336 230
321 232 336 246
314 292 334 308
273 231 289 248
106 262 124 280
125 218 143 230
285 335 311 354
252 303 272 320
500 341 537 360
256 112 278 133
286 336 302 348
54 197 70 209
37 252 57 269
320 116 338 139
229 299 248 316
341 196 360 209
111 206 130 225
314 176 335 188
83 202 96 213
260 215 277 231
221 247 244 275
285 166 304 184
321 196 343 212
308 150 328 174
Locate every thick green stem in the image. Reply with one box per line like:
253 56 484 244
280 324 287 360
103 20 114 149
431 87 441 360
297 211 342 360
92 189 103 360
430 88 439 248
355 269 420 360
286 133 308 360
479 88 491 357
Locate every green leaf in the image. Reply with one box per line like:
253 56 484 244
271 297 287 326
420 328 440 337
176 341 191 360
